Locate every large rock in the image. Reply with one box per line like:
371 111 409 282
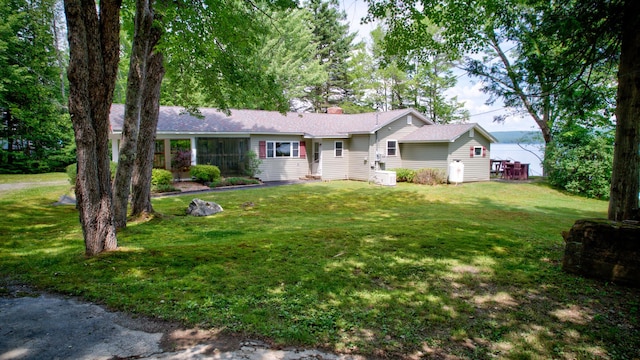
563 218 640 287
186 199 223 216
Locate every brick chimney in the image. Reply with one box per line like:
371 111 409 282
327 106 343 114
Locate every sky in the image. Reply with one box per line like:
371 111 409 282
340 0 541 133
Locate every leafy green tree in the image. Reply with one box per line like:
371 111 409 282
113 0 162 228
0 0 74 173
64 0 121 255
544 125 614 199
118 0 301 226
366 0 637 221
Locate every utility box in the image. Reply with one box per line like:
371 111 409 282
374 170 396 186
448 160 464 184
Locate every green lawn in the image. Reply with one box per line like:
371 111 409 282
1 178 638 359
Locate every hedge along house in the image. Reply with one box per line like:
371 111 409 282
108 104 497 182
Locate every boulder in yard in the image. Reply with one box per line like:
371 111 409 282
186 198 223 216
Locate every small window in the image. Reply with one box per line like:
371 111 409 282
387 140 397 156
335 141 343 157
471 146 485 157
292 142 300 157
469 128 475 137
407 115 413 125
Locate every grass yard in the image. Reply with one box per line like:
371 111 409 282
0 178 638 359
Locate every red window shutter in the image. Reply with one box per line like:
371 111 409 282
299 141 306 158
470 146 474 157
482 146 487 157
259 141 266 159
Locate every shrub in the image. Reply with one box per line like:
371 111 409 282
413 168 447 185
211 177 261 188
190 165 221 184
544 133 613 199
66 163 77 185
151 168 173 187
171 150 191 172
242 150 262 178
392 168 416 183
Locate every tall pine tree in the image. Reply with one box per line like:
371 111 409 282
303 0 355 112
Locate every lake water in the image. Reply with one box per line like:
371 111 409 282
490 143 545 176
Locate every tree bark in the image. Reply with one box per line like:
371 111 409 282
113 0 154 228
608 0 640 221
64 0 121 256
131 50 164 217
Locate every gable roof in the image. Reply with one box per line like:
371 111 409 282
401 123 498 143
109 104 433 138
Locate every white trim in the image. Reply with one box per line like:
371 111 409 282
266 141 301 158
387 139 398 157
111 138 119 162
190 137 197 166
334 141 343 157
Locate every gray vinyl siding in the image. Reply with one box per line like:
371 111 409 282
348 135 373 181
250 135 309 181
400 143 449 171
322 139 350 180
376 115 425 170
448 131 491 182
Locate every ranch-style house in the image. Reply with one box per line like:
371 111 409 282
109 105 497 183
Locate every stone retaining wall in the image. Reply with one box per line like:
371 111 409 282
563 219 640 287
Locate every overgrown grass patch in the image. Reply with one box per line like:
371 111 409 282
1 178 638 359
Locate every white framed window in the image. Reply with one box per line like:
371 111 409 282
387 140 397 156
266 141 300 158
471 146 485 157
407 115 413 125
334 141 343 157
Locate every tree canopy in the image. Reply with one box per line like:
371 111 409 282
0 0 74 173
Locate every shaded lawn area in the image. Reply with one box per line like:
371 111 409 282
0 179 638 359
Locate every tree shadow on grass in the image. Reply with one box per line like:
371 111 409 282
1 184 637 359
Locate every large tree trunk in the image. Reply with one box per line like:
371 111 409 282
608 0 640 221
64 0 121 256
131 51 164 217
113 0 154 228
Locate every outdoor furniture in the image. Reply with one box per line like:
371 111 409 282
490 159 504 176
502 161 513 179
513 161 522 180
521 163 529 180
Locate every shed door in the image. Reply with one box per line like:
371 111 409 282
312 141 322 175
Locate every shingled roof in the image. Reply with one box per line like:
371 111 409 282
109 104 495 142
110 104 433 138
400 123 496 143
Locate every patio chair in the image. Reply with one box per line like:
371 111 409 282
501 161 512 179
513 161 522 180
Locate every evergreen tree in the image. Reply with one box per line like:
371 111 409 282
303 0 356 112
0 0 74 173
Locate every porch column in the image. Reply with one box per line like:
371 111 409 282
164 139 171 170
111 138 119 163
190 137 197 166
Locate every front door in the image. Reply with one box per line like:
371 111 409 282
312 141 322 176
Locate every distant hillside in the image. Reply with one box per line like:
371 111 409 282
491 131 543 144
